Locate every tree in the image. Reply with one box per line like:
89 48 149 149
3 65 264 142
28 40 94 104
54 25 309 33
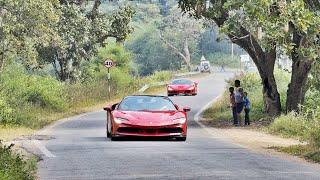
159 7 202 71
178 0 320 115
38 4 92 82
106 6 135 43
0 0 60 74
35 1 135 82
126 26 182 76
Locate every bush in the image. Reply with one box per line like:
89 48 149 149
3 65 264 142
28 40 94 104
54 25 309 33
206 52 240 68
0 65 67 126
0 96 14 125
308 127 320 148
0 65 66 111
149 71 172 82
268 112 310 138
269 110 320 148
0 142 36 180
203 70 291 126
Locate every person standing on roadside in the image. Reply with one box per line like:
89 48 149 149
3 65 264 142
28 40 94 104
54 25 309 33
243 92 251 125
234 80 244 126
229 87 237 125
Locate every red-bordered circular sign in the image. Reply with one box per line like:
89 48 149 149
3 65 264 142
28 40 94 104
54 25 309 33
104 59 114 68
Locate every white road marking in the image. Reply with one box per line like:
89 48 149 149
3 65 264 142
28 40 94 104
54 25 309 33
33 140 56 158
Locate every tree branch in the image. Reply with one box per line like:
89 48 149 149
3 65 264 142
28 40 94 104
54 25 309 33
159 31 187 61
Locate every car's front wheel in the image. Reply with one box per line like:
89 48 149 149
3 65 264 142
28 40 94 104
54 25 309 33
106 112 112 138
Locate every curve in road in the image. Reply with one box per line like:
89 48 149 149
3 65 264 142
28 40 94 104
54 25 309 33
37 72 320 180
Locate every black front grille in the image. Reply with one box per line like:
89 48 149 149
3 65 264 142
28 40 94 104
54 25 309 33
117 127 141 133
117 127 183 134
158 128 182 133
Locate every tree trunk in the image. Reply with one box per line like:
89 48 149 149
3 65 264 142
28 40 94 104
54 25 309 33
159 32 192 71
261 66 282 116
254 49 281 116
227 28 282 116
183 39 191 72
213 13 282 116
286 57 313 112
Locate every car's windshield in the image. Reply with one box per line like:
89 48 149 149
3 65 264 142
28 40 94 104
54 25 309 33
171 79 193 85
118 96 177 111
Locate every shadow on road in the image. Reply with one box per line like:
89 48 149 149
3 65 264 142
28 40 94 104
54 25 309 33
109 136 186 142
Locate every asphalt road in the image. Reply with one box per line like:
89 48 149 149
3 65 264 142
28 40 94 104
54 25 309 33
37 72 320 180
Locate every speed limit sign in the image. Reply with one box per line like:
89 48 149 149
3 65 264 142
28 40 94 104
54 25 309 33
104 59 114 68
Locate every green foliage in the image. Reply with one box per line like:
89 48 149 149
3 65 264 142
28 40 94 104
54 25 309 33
198 29 244 56
272 145 320 163
98 42 132 71
203 70 290 124
205 52 240 68
0 65 66 126
269 112 311 138
107 6 135 43
143 71 173 84
0 96 14 125
0 0 60 71
0 142 36 180
269 108 320 148
126 26 182 75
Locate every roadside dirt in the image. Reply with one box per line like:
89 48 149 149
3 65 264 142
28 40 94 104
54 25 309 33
200 119 320 166
211 127 303 149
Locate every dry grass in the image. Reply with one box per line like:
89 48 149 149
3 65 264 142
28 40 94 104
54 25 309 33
0 126 35 142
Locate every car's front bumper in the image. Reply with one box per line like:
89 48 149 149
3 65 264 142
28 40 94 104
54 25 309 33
112 123 187 137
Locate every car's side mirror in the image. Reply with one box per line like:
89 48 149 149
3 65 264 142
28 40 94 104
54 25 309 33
103 103 118 111
194 82 198 86
183 107 191 112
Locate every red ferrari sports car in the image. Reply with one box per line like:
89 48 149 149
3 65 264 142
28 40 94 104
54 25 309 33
167 79 198 96
103 95 190 141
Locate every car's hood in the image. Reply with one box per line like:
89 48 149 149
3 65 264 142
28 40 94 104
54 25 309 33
113 111 186 126
169 84 193 90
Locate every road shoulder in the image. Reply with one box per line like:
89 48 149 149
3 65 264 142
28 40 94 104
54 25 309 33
195 95 320 167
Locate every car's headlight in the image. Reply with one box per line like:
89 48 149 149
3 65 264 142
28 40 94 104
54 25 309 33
188 86 194 90
114 117 128 124
173 117 186 124
168 86 173 91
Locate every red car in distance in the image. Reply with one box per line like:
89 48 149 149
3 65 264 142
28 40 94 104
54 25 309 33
103 95 190 141
167 79 198 96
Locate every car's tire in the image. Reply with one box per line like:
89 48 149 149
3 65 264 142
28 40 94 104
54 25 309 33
106 112 112 138
176 137 186 141
110 136 119 141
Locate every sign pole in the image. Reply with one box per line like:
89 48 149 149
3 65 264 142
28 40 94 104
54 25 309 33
107 68 110 100
104 58 114 100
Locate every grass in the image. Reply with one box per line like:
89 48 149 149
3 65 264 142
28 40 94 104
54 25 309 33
201 71 289 127
202 70 320 163
0 71 205 141
0 142 37 180
0 126 35 142
271 145 320 163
